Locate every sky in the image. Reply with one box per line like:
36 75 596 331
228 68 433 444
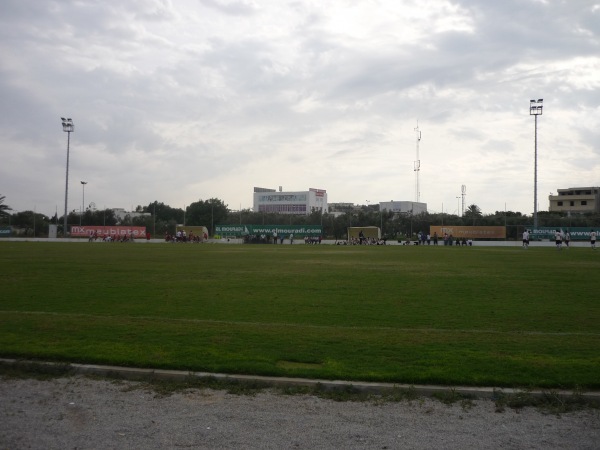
1 0 599 218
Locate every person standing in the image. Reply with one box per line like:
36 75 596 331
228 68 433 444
273 230 278 244
433 232 438 245
522 229 529 249
564 231 571 249
591 230 597 250
555 230 562 250
289 233 294 244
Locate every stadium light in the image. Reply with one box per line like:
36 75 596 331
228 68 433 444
529 99 543 230
80 181 87 225
61 118 74 237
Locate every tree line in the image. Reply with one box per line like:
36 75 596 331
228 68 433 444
1 195 598 240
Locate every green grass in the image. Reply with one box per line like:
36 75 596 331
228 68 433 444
1 242 599 389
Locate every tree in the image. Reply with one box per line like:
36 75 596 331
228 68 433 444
185 198 228 235
0 195 11 219
464 204 482 225
145 201 184 224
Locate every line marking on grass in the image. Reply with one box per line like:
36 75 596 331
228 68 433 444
3 310 600 337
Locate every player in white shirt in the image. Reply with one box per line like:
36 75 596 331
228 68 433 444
522 230 529 249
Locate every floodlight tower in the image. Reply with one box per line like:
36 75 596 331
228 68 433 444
80 181 87 225
61 117 74 238
461 185 466 216
414 123 421 203
529 99 543 230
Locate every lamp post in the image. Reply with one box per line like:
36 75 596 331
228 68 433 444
61 118 74 237
529 99 543 230
80 181 87 225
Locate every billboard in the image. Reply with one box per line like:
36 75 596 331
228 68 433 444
215 224 322 236
0 226 11 238
70 225 147 238
430 226 506 239
530 227 599 241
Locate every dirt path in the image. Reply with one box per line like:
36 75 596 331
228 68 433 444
1 376 599 449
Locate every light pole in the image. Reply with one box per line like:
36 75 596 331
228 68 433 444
61 118 74 238
80 181 87 225
529 99 543 230
456 196 461 217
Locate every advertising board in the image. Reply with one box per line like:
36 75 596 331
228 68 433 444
215 224 322 236
69 225 147 238
530 227 599 241
429 226 506 239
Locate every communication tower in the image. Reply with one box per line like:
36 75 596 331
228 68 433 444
461 185 466 216
414 123 421 202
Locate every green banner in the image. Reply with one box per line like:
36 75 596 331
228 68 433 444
216 224 322 236
0 226 11 237
530 227 598 240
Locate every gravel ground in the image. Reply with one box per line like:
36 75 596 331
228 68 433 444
1 376 599 449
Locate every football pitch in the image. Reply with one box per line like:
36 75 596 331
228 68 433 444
1 241 599 389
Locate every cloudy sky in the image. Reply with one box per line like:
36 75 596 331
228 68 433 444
1 0 599 218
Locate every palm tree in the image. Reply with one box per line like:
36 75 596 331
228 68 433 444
0 195 12 218
464 204 482 225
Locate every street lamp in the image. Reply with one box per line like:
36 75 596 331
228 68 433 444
61 118 74 237
529 99 543 229
80 181 87 225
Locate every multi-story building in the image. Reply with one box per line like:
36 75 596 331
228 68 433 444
548 187 600 214
111 208 151 222
253 187 328 216
379 201 427 215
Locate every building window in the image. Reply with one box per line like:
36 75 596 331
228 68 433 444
557 201 563 206
570 201 575 207
581 201 587 206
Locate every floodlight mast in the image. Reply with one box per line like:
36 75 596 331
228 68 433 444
61 118 74 238
529 99 543 230
414 123 421 203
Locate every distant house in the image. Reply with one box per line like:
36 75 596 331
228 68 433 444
379 201 427 215
548 187 600 214
253 187 328 216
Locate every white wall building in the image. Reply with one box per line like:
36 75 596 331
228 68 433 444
379 201 427 215
253 187 328 215
112 208 150 222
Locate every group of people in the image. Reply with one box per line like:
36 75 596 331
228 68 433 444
522 229 597 249
165 230 207 243
304 236 322 244
244 232 295 244
405 232 472 247
346 236 387 245
88 231 141 242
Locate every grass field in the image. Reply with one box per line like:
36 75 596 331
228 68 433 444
1 241 599 389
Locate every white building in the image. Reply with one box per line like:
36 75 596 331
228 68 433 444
253 187 328 215
379 201 427 215
548 187 600 214
112 208 150 222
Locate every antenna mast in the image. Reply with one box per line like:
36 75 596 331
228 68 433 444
461 185 466 216
414 123 421 202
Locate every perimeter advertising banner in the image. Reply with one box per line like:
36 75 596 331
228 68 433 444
429 226 506 239
70 225 147 238
530 227 598 241
0 226 11 238
216 224 322 236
